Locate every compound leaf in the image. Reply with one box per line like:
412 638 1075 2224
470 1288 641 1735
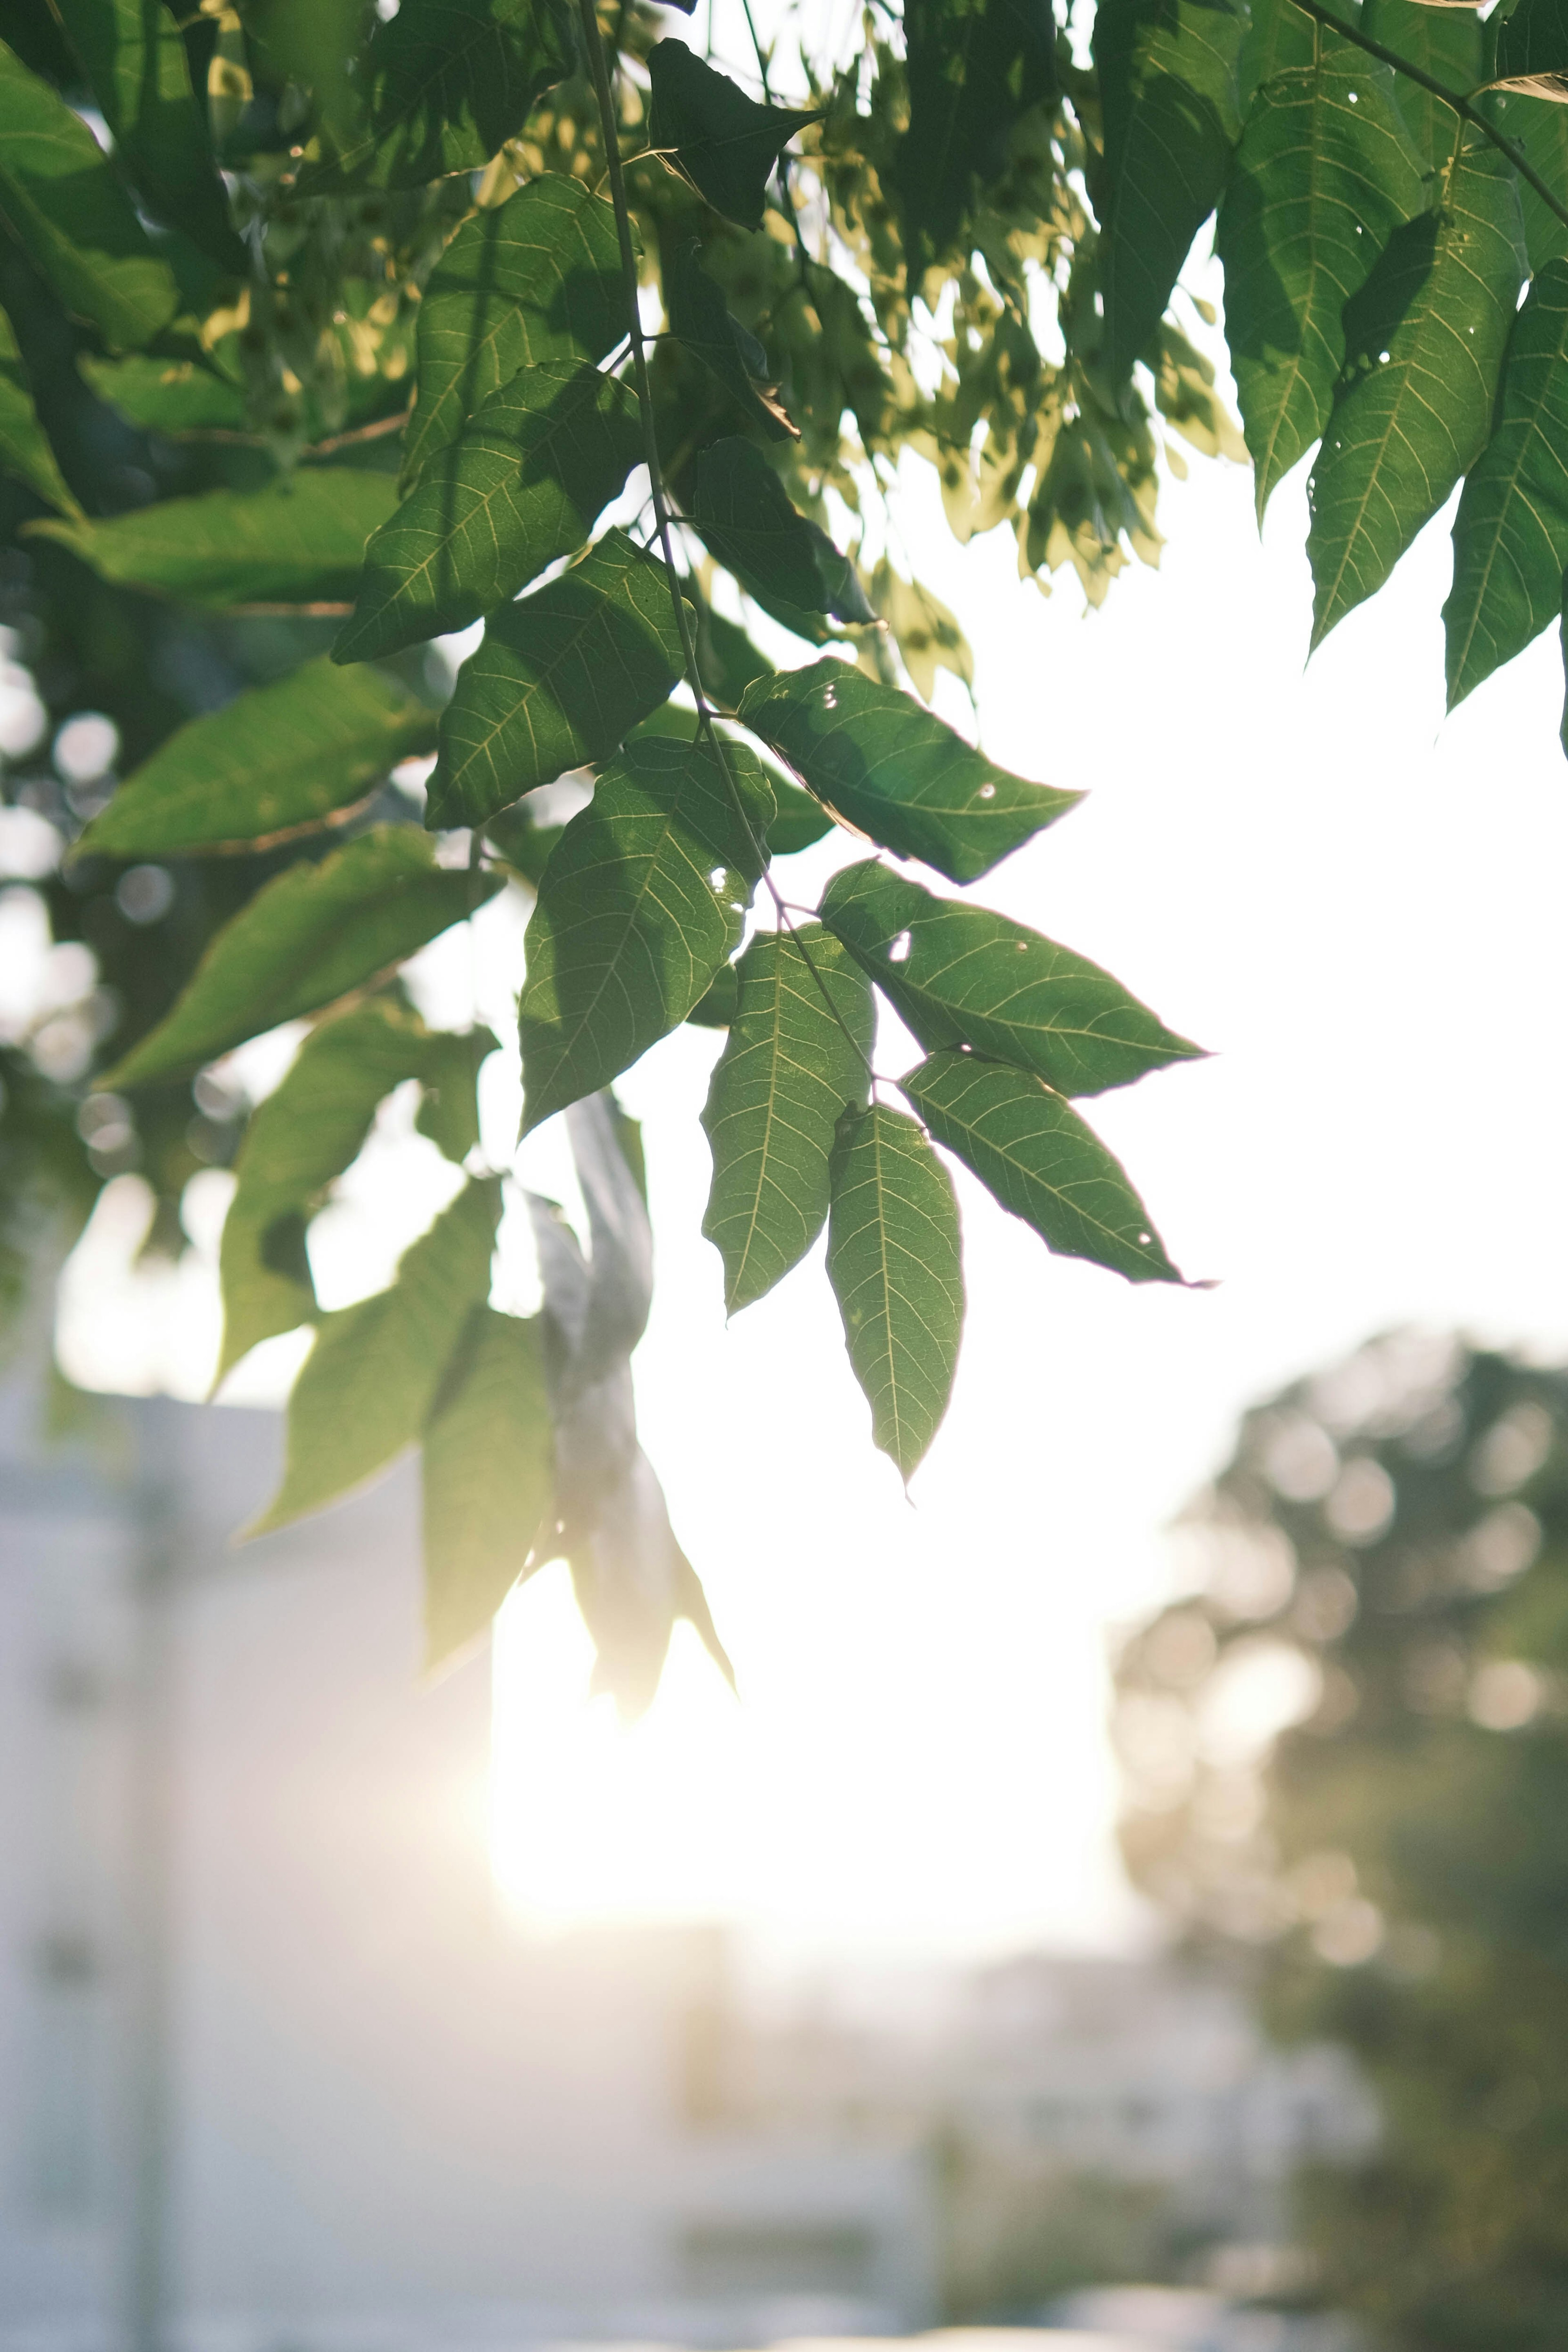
423 1305 554 1668
667 238 796 441
0 302 80 517
647 39 819 230
687 437 872 622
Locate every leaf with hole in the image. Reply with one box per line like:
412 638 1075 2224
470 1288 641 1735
423 1307 553 1668
667 238 796 441
826 1102 964 1478
0 303 80 518
738 661 1080 883
686 438 872 624
519 734 775 1129
646 39 820 231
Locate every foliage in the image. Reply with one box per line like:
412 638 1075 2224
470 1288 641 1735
1114 1333 1568 2348
5 0 1568 1708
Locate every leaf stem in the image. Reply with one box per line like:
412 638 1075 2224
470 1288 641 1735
1289 0 1568 236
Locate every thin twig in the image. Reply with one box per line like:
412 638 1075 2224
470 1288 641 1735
305 405 411 458
1291 0 1568 236
573 0 878 1088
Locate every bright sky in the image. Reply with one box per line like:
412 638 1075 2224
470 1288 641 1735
49 208 1568 1986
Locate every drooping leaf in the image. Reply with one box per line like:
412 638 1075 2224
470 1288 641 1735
1363 0 1481 171
80 352 248 435
335 362 642 662
0 302 80 517
423 1306 553 1668
247 1175 503 1537
1093 0 1248 379
686 437 873 624
26 471 399 608
821 861 1203 1097
1216 39 1424 521
646 39 820 231
519 734 775 1130
429 530 684 830
1309 145 1527 647
401 175 623 486
50 0 247 270
826 1102 964 1478
1446 260 1568 707
105 829 503 1087
76 660 438 859
867 561 975 704
737 661 1080 884
893 0 1057 279
0 36 178 351
900 1049 1182 1283
702 923 874 1312
1490 0 1568 105
217 997 497 1380
666 238 797 441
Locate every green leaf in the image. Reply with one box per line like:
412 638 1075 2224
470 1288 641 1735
893 0 1057 278
0 36 178 352
667 238 797 441
247 1175 502 1536
646 38 820 231
694 602 774 706
335 362 641 663
687 963 739 1025
423 1306 553 1668
414 1027 497 1163
76 659 438 859
481 799 563 885
217 996 497 1380
80 352 247 435
1093 0 1247 379
737 660 1080 884
1362 0 1480 172
765 777 835 855
702 922 874 1312
0 301 80 517
1309 145 1527 648
867 561 975 704
429 530 684 831
1482 90 1568 269
105 829 503 1088
826 1101 964 1479
50 0 247 270
820 860 1203 1097
686 437 873 624
900 1048 1181 1283
1216 38 1424 522
401 175 623 487
519 734 775 1130
25 470 399 608
1446 259 1568 707
1239 0 1319 104
1490 0 1568 105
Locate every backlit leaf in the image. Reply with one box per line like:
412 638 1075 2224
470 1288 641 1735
519 734 775 1129
77 660 438 858
900 1048 1181 1282
429 530 684 830
1309 144 1526 647
335 361 641 662
737 660 1080 884
867 561 974 704
1363 0 1480 170
647 39 819 231
667 238 796 441
1483 89 1568 268
247 1175 503 1536
80 352 248 435
0 303 80 517
423 1307 553 1668
687 438 873 623
702 923 874 1311
105 829 503 1087
821 861 1203 1097
893 0 1057 278
826 1102 964 1478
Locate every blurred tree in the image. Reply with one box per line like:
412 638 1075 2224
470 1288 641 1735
1115 1333 1568 2350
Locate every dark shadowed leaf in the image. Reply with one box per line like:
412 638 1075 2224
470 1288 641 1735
336 362 641 662
821 860 1203 1096
1309 145 1526 647
901 1048 1181 1282
247 1176 503 1535
80 352 248 434
827 1102 964 1478
519 734 775 1129
667 238 797 441
1490 0 1568 105
702 924 874 1311
738 660 1080 883
0 303 80 517
687 437 872 622
76 660 438 858
646 39 819 231
687 963 739 1025
423 1306 553 1668
105 829 503 1087
429 530 684 829
26 471 398 608
695 603 775 706
893 0 1057 278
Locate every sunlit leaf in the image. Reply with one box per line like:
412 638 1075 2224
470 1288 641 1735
247 1175 503 1536
901 1048 1182 1283
1363 0 1481 169
821 861 1203 1097
519 734 775 1130
893 0 1057 278
687 437 873 623
336 361 641 662
105 829 502 1087
429 530 684 830
77 660 438 858
867 561 974 704
826 1101 964 1478
646 39 819 231
0 303 80 518
423 1306 553 1668
667 238 796 441
737 660 1080 883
